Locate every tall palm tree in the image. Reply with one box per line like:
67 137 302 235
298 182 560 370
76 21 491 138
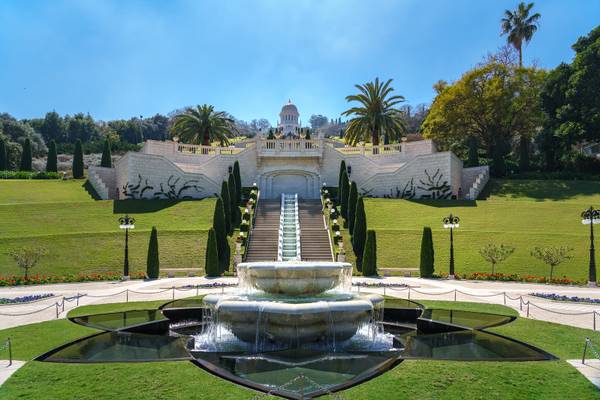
341 78 407 149
170 104 237 146
501 2 541 67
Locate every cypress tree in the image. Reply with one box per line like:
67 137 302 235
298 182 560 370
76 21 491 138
352 196 367 272
72 139 84 178
420 227 435 278
340 169 349 222
233 161 242 206
467 136 479 167
221 181 232 236
0 138 7 171
362 230 377 276
46 140 58 173
347 181 358 234
213 197 230 273
146 226 160 279
20 138 32 171
204 228 220 277
228 173 240 227
101 138 112 168
338 160 346 205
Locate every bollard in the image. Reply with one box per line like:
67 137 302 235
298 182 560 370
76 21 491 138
62 297 65 313
454 289 457 302
55 303 59 318
76 293 80 307
196 285 199 297
383 286 386 297
408 287 411 301
7 338 12 367
126 289 129 303
526 301 530 318
519 296 523 311
172 286 175 300
503 292 506 306
583 338 589 364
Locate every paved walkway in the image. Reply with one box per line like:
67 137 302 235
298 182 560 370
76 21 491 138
0 361 26 386
2 276 600 330
568 360 600 388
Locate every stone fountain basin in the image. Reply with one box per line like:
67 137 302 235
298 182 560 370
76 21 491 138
204 293 383 344
237 261 353 295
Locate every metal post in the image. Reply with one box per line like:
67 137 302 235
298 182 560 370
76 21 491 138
62 297 65 312
583 338 589 364
126 289 129 303
590 215 597 283
55 303 59 318
526 301 530 318
519 296 523 311
7 338 12 367
454 289 457 302
503 292 506 306
124 227 130 277
449 227 455 277
76 293 80 306
408 287 411 301
383 286 386 297
196 285 199 296
172 286 175 300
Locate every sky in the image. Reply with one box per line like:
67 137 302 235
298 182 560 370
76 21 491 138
0 0 599 125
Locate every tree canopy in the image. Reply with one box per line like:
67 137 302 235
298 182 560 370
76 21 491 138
170 104 237 146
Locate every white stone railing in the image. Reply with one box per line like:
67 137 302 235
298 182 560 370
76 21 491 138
331 143 402 156
257 138 323 156
176 143 248 155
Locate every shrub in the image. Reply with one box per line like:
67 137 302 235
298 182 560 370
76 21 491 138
213 197 230 273
228 173 241 226
46 140 58 173
531 246 573 280
340 169 349 222
419 227 435 278
352 196 367 271
0 271 146 287
347 181 358 234
220 181 232 236
338 160 346 205
101 138 112 168
20 138 32 171
9 247 47 280
0 138 7 171
233 161 242 206
146 227 160 279
0 171 60 180
479 243 515 274
205 228 220 277
362 230 377 276
72 139 84 178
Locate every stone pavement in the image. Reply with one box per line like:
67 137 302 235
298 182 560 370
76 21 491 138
568 360 600 389
2 276 600 331
0 360 26 386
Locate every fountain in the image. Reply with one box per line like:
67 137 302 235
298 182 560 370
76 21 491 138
197 261 385 350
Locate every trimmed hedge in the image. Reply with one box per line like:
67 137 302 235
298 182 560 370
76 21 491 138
146 226 160 279
0 171 61 180
340 169 349 222
72 139 84 178
338 160 346 205
205 227 220 277
20 138 32 171
0 138 8 171
362 230 377 276
101 138 112 168
347 181 358 234
420 227 435 278
213 197 230 273
221 181 232 236
352 195 367 272
46 140 58 173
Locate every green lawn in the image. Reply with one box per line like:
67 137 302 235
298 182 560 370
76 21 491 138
1 300 599 399
363 179 600 281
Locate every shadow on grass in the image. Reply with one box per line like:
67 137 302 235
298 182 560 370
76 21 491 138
113 199 204 214
406 199 478 208
483 179 600 201
82 180 102 200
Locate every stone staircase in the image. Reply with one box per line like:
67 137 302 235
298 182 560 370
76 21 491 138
87 166 117 200
244 200 280 262
461 166 490 200
298 200 333 261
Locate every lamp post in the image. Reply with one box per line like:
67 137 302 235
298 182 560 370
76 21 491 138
118 215 135 279
443 214 460 279
582 206 600 287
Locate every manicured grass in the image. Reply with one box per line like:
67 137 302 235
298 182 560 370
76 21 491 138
362 179 600 281
66 300 171 318
1 300 599 399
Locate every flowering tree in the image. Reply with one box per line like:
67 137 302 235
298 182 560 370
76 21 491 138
531 246 573 280
9 247 47 279
479 243 515 274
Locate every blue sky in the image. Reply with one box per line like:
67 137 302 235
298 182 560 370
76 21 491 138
1 0 598 125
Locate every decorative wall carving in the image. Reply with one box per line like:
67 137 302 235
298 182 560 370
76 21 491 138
121 174 203 200
417 169 451 199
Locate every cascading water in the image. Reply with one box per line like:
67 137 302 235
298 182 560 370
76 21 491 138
193 261 393 353
278 193 301 261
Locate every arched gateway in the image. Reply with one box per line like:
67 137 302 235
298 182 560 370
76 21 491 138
258 170 320 199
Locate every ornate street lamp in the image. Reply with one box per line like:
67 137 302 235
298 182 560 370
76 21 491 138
118 215 135 279
582 206 600 286
443 214 460 279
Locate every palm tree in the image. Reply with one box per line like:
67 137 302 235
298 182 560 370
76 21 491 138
501 2 541 67
170 104 237 146
341 78 407 150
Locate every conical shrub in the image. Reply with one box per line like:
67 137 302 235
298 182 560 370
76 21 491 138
352 196 367 272
46 140 58 173
228 173 240 226
146 226 160 279
420 227 435 278
362 230 377 276
338 160 346 205
0 138 7 171
101 138 112 168
221 181 232 236
347 181 358 234
72 139 84 178
340 169 349 222
205 228 220 277
213 197 230 273
20 138 32 171
233 161 242 206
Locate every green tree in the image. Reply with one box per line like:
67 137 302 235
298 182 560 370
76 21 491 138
213 197 230 273
146 227 160 279
0 138 7 171
501 2 541 67
479 243 515 274
352 196 367 271
101 138 112 168
221 181 232 236
340 169 349 223
347 181 358 234
40 111 66 143
46 140 58 173
531 246 573 280
420 227 435 278
204 228 220 277
362 230 377 276
466 136 479 167
9 247 47 280
170 104 237 146
233 161 242 206
228 173 241 227
338 160 346 205
342 78 407 149
19 138 32 171
72 139 84 178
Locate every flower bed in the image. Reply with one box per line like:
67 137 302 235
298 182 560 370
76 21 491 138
353 282 408 288
529 293 600 304
430 272 581 285
0 293 55 304
0 271 146 287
